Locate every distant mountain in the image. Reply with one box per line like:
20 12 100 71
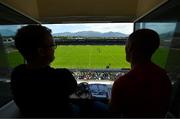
0 29 16 36
53 31 128 38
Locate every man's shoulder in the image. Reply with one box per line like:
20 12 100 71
54 68 72 75
14 64 26 69
55 68 70 72
12 64 26 73
114 73 130 85
52 68 74 80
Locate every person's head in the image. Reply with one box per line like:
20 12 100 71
125 29 160 64
15 25 56 65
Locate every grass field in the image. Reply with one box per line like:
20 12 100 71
51 45 130 69
5 45 170 69
7 51 24 68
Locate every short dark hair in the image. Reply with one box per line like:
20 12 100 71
15 25 52 60
128 29 160 58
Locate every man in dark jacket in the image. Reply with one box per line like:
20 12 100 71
11 25 77 117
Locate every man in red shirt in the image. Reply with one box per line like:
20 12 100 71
110 29 172 117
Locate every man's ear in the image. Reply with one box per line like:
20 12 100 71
37 48 46 56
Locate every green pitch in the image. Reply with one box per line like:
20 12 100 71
6 45 169 69
51 45 130 69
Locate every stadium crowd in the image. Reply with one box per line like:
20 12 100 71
72 71 127 80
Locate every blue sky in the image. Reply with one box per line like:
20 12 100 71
43 23 134 35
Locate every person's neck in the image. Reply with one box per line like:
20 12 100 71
131 59 152 68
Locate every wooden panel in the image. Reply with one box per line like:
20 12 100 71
0 0 39 19
37 0 138 17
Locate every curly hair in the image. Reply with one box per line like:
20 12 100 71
15 25 52 61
